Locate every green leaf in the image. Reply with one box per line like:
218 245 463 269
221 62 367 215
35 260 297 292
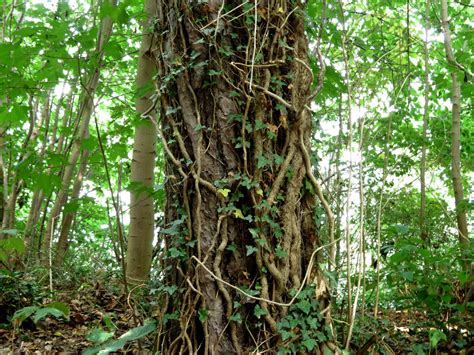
86 328 115 344
303 338 317 351
253 305 268 319
429 329 446 348
84 321 156 355
0 237 25 262
198 308 208 323
230 313 242 324
226 243 237 252
12 306 39 324
246 245 257 256
33 307 67 323
257 154 271 169
217 188 231 198
46 302 70 318
255 119 267 131
194 123 206 132
233 208 244 219
296 299 312 314
275 246 287 258
208 69 222 76
400 271 414 282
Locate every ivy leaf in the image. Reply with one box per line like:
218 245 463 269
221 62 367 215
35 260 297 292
246 245 257 256
253 305 268 319
303 338 317 351
257 154 271 169
233 208 244 219
217 188 231 198
275 246 287 258
226 243 237 252
255 119 267 131
296 299 312 314
198 309 208 323
230 313 242 324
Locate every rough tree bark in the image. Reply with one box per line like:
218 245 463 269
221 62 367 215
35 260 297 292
125 0 158 284
153 1 336 353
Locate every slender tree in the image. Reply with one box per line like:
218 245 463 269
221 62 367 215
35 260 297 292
125 0 158 284
420 0 430 243
440 0 470 257
440 0 472 302
41 1 116 262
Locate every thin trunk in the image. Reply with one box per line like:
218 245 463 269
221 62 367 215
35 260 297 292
125 0 158 284
440 0 472 302
440 0 470 255
4 94 50 233
24 92 74 250
374 114 392 318
420 0 430 243
339 0 354 331
345 115 366 350
41 1 115 261
54 144 90 267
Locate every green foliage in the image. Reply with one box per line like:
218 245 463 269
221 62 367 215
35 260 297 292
12 302 69 327
0 236 24 264
277 287 329 353
84 320 156 355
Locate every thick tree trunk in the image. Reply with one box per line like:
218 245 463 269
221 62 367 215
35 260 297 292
125 0 158 284
153 1 335 353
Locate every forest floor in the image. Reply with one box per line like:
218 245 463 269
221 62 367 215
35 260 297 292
0 278 473 354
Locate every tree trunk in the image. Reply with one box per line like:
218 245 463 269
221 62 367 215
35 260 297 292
41 1 115 262
54 144 90 267
420 0 430 243
440 0 472 302
440 0 470 257
153 1 336 353
125 0 158 284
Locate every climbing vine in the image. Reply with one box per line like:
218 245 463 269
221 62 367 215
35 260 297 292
148 1 335 353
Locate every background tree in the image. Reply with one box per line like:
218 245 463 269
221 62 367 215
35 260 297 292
125 0 158 285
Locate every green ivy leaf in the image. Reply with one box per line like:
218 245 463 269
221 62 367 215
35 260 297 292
303 338 317 351
255 119 267 131
198 308 208 323
275 246 287 258
253 305 268 319
246 245 257 256
230 313 242 324
296 299 312 314
217 188 231 198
